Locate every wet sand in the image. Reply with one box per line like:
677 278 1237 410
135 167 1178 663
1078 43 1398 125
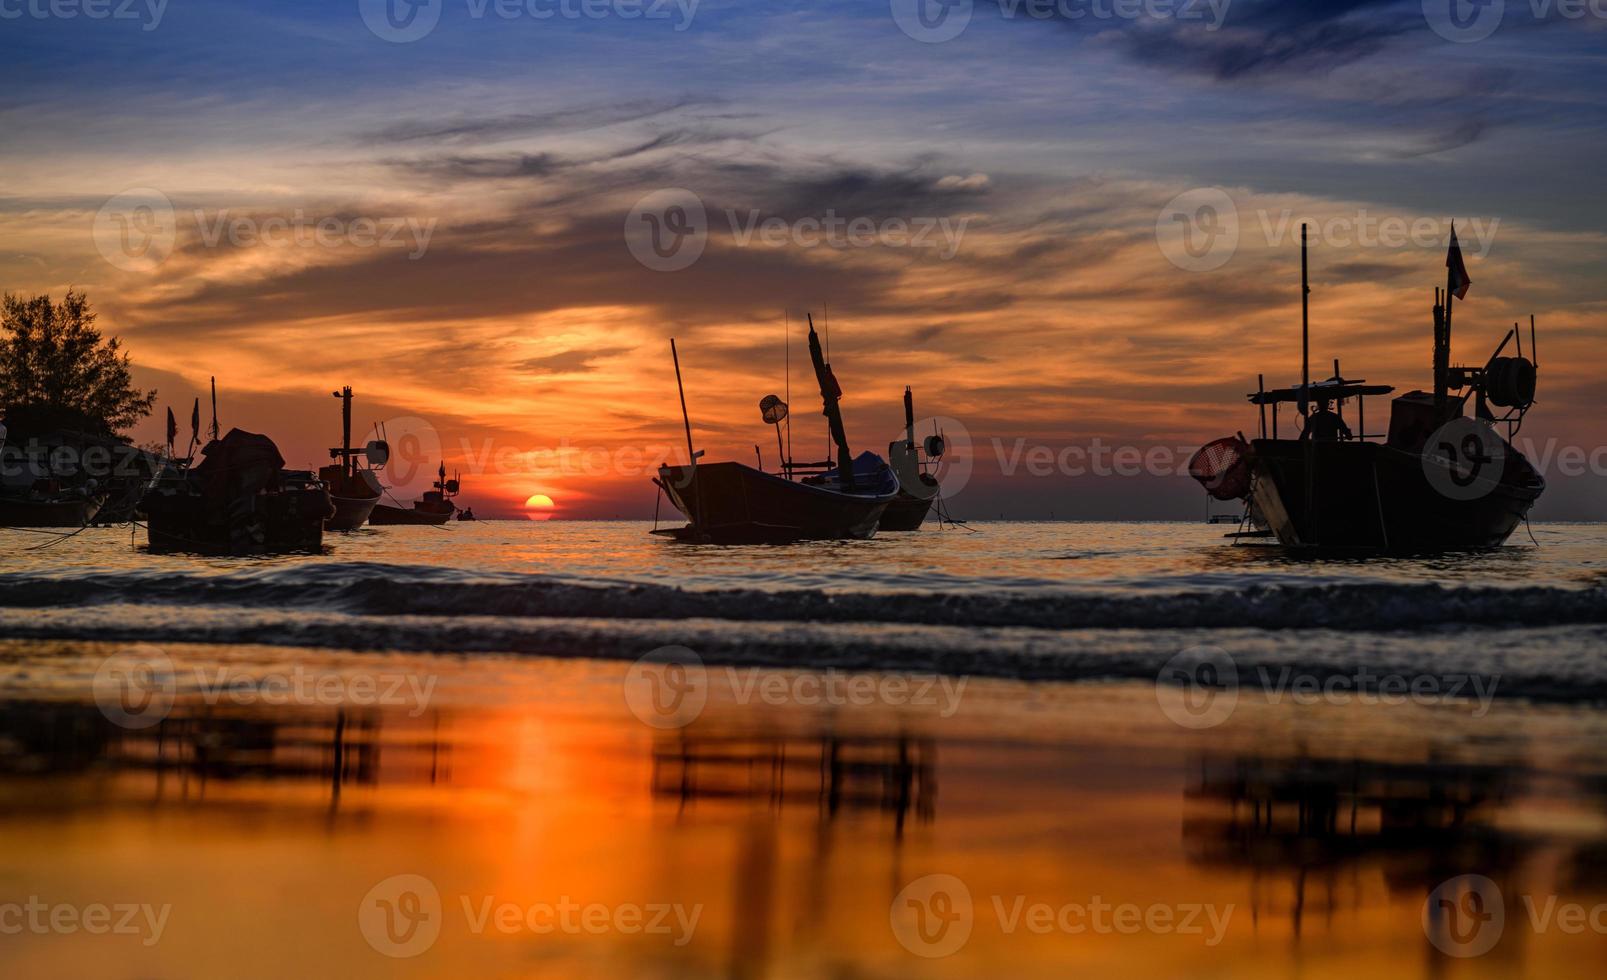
1 639 1605 978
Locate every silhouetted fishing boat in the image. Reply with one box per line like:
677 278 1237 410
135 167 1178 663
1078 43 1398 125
653 315 899 543
0 484 106 527
369 463 459 525
1190 224 1543 552
139 428 333 554
0 419 112 527
880 386 942 531
319 386 387 531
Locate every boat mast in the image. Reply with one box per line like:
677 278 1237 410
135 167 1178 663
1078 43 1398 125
807 314 856 492
337 386 353 478
669 338 703 531
784 311 793 475
1439 267 1456 419
1300 223 1310 417
903 386 916 451
209 376 220 441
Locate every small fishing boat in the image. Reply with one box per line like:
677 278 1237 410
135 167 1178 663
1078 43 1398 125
319 386 387 531
653 315 899 543
879 386 943 531
457 507 477 521
369 463 459 526
139 428 333 555
1190 225 1544 552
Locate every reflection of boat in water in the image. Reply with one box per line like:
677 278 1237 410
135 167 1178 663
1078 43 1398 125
1191 226 1544 552
370 462 459 526
654 316 898 543
651 731 935 832
0 698 447 814
320 386 387 531
139 428 333 555
1182 751 1542 940
880 386 943 531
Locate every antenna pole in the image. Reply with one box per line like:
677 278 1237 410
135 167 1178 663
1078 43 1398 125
1530 314 1538 367
1300 224 1310 416
338 386 353 477
209 376 220 441
1257 374 1267 439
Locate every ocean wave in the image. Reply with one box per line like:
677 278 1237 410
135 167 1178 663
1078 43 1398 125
1 563 1603 632
2 605 1604 704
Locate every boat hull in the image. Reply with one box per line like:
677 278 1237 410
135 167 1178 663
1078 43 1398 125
0 495 104 528
327 493 380 531
657 462 894 544
369 503 453 526
140 487 333 555
1249 438 1543 552
878 490 936 531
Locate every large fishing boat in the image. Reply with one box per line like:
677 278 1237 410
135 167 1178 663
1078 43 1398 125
1190 225 1544 552
319 386 387 531
139 428 333 555
369 462 459 526
653 315 899 543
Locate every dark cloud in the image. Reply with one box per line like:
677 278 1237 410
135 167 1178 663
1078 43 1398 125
360 98 706 146
1113 1 1414 80
518 347 636 374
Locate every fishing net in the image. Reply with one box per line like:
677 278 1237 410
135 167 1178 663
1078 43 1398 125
1188 436 1253 501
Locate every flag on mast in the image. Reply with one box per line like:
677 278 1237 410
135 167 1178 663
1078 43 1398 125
1447 222 1472 300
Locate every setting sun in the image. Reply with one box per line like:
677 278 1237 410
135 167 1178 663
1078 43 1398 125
524 494 556 520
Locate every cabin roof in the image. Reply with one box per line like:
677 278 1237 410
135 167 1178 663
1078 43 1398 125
1247 377 1395 405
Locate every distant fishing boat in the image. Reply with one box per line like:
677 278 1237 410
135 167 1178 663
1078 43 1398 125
0 484 106 528
0 420 109 527
370 463 459 526
1190 224 1543 552
457 507 477 521
140 428 333 555
319 386 387 531
653 315 899 543
879 386 943 531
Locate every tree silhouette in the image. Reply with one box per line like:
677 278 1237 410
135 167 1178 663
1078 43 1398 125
0 291 156 437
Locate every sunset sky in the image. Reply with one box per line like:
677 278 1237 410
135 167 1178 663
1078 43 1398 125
3 0 1604 518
